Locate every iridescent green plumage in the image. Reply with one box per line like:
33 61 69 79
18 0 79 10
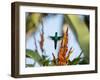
49 32 62 49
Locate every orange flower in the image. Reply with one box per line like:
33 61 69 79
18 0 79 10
58 28 68 65
39 22 44 52
39 33 44 52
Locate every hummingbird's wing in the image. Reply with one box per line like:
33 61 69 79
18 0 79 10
57 36 63 40
49 36 55 40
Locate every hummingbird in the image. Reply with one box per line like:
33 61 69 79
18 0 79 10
49 32 62 49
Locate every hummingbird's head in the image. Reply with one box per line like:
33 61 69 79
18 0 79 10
55 32 57 36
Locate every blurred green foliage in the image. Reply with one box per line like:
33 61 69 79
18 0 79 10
26 13 42 36
26 49 42 65
26 49 50 66
64 15 89 64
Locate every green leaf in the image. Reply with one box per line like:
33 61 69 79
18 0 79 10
26 49 42 65
26 13 42 36
26 62 36 67
68 51 83 65
64 15 89 63
26 49 51 66
67 60 72 65
40 59 50 66
79 58 89 64
41 54 48 60
71 58 81 65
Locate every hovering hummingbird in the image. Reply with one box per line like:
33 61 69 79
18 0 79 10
49 32 62 49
